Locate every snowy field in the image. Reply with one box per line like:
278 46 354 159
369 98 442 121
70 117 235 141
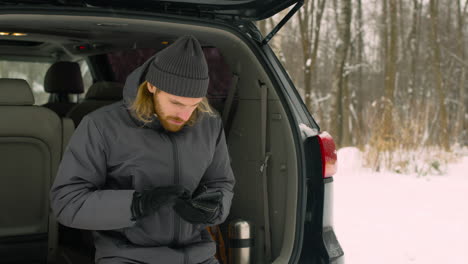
334 147 468 264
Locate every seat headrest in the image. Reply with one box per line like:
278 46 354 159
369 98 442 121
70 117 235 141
44 61 84 94
0 78 34 106
85 81 123 100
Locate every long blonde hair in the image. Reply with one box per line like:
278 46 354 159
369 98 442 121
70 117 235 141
129 81 215 126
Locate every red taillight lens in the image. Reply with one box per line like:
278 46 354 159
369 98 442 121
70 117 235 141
317 132 337 178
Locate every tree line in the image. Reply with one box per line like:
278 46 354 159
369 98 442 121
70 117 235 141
259 0 468 153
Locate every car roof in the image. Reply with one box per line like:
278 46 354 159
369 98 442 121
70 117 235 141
0 14 186 62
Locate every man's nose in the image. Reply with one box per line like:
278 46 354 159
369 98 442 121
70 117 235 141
177 110 192 121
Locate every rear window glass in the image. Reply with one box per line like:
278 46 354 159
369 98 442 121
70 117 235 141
0 61 52 105
107 48 157 84
0 60 93 105
79 59 93 97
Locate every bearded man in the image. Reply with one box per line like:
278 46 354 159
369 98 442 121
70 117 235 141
50 35 235 264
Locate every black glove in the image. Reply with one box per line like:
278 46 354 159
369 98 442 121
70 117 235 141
173 185 223 224
131 185 188 220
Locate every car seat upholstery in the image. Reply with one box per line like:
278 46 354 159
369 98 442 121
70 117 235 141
42 61 84 117
66 81 123 126
0 78 75 263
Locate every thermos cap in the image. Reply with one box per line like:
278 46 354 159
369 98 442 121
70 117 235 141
228 219 253 239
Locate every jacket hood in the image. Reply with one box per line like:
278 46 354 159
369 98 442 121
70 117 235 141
122 54 167 131
122 54 156 108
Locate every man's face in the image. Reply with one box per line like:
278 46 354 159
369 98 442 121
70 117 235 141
147 82 203 132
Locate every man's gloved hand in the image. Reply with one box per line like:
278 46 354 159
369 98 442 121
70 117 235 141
173 185 223 224
131 185 188 220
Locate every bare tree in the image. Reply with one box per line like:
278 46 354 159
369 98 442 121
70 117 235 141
257 20 268 36
330 0 352 147
368 0 398 154
454 0 468 142
356 0 364 93
408 0 423 109
429 0 450 150
383 0 398 146
297 0 327 113
263 0 467 156
348 0 366 147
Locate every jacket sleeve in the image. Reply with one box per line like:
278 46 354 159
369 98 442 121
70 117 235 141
200 120 235 226
50 116 135 230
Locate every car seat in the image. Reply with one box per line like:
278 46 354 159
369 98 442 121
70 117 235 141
0 78 75 263
66 81 123 126
42 61 84 117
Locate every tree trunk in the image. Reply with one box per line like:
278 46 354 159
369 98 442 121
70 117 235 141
257 20 267 36
408 0 422 110
381 0 388 74
298 0 313 110
355 0 365 147
398 0 405 64
298 0 327 115
380 0 398 151
429 0 450 151
455 0 467 144
330 0 352 147
446 0 452 37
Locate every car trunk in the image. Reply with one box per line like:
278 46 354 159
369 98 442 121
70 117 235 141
97 28 302 263
0 9 310 263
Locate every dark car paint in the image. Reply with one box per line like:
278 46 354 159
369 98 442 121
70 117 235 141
261 44 344 264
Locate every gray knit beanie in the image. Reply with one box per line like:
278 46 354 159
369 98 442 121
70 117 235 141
145 35 209 98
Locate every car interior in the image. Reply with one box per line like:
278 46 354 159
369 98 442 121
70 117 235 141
0 13 300 264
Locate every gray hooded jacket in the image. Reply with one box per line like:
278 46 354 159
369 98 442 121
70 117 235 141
50 55 235 264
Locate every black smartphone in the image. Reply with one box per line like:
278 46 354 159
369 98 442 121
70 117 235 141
193 191 222 202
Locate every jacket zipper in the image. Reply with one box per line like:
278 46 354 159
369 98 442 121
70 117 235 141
169 135 180 246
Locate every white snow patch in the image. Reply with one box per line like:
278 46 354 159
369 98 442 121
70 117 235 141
314 93 332 104
337 147 364 172
334 147 468 264
299 123 319 138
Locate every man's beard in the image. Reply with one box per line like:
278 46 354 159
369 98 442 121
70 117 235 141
153 94 188 133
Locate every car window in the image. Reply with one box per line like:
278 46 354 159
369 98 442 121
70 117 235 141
78 59 93 97
106 48 157 84
0 60 52 105
0 60 93 105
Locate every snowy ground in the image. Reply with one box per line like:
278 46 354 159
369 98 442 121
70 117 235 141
334 147 468 264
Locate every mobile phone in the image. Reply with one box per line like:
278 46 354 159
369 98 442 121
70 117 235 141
193 191 222 201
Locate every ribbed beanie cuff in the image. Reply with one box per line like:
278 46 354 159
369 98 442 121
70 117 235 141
145 35 209 98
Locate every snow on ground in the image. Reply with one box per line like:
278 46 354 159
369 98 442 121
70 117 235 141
334 147 468 264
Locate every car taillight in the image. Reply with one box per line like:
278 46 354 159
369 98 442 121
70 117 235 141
317 132 337 178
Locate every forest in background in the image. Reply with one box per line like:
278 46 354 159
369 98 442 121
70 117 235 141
259 0 468 174
1 1 466 174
